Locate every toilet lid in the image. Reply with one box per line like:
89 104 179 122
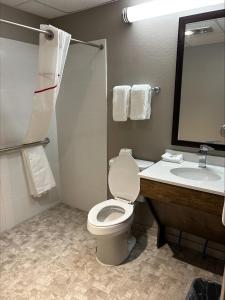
108 153 140 203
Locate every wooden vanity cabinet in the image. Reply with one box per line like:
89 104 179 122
140 178 225 245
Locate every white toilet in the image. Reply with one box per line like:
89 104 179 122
87 153 153 265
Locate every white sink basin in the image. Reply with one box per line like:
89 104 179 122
170 167 221 182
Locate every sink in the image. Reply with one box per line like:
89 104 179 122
139 159 224 196
170 167 221 182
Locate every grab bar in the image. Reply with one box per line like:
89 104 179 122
0 137 50 154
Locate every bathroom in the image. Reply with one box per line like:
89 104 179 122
0 0 224 299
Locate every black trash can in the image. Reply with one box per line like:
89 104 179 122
186 278 221 300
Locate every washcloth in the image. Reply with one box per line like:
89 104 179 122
161 152 183 163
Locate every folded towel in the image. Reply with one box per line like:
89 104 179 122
21 145 56 198
161 152 183 163
113 85 131 121
130 84 151 120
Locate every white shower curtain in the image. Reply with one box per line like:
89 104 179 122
22 25 71 197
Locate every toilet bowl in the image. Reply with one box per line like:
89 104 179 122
87 153 154 265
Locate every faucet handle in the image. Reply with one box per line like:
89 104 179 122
199 144 214 152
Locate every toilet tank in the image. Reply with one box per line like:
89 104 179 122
109 157 154 171
134 159 154 171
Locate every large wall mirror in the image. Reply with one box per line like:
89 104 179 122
172 9 225 151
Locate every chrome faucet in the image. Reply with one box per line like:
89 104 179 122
198 145 214 168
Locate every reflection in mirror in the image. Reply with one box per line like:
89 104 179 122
178 17 225 145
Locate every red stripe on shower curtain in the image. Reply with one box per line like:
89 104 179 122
34 84 57 94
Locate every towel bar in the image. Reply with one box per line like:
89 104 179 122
111 86 161 94
0 138 50 155
151 86 161 94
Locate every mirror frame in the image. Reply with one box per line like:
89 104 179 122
172 9 225 151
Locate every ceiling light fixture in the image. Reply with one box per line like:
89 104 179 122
122 0 224 23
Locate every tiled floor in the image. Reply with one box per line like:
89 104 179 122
0 204 223 300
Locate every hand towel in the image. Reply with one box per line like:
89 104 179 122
113 85 131 121
161 152 183 163
130 84 151 120
21 146 56 197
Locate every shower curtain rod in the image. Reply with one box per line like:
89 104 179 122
0 18 104 50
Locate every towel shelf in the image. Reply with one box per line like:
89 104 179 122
0 137 50 155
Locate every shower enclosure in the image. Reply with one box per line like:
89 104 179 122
0 19 107 231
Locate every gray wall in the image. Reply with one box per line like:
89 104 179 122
56 40 107 212
52 0 224 162
0 3 46 44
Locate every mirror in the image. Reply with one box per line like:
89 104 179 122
172 9 225 151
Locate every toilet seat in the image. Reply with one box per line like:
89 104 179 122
88 199 133 227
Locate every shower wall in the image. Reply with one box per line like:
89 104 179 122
0 38 61 232
56 39 107 212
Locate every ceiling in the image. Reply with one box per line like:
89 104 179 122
0 0 118 19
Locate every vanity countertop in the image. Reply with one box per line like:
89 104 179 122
138 160 225 196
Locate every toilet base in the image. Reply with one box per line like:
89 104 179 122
95 231 136 266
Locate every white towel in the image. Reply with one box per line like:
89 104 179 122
130 84 151 120
21 146 56 197
146 88 152 119
161 152 183 163
113 86 131 121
